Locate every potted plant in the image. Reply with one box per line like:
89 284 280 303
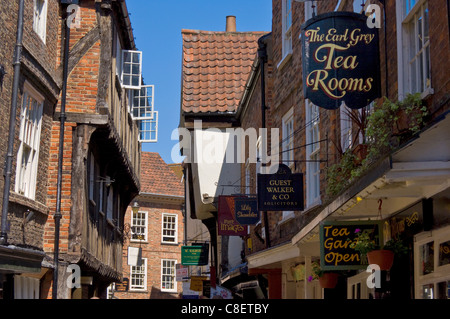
310 262 339 289
350 229 408 270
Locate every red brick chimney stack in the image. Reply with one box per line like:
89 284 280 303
226 15 236 32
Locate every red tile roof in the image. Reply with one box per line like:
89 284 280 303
140 152 184 197
181 29 267 114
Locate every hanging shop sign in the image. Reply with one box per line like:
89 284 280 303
176 264 189 282
301 12 381 110
319 220 382 270
190 276 208 292
115 277 129 292
234 198 260 225
257 164 304 211
181 245 209 266
218 196 248 236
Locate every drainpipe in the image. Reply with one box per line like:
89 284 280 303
0 0 25 246
258 34 271 249
53 2 71 299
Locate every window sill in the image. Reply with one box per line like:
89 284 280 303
9 192 49 216
420 87 434 100
278 212 295 226
161 289 178 294
277 52 292 71
161 241 179 246
303 200 322 213
128 289 148 293
130 239 148 244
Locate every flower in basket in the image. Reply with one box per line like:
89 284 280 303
349 228 378 257
309 261 323 281
383 235 409 256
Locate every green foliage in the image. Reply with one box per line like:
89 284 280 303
311 261 323 279
349 229 378 257
383 236 409 255
326 94 428 197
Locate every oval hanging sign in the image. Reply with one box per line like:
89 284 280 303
301 12 381 110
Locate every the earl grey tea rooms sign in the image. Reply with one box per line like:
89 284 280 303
301 12 381 110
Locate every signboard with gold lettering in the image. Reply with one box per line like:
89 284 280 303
218 196 248 236
320 221 382 270
234 198 259 225
301 12 381 110
257 164 304 211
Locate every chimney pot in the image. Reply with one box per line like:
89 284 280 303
226 16 236 32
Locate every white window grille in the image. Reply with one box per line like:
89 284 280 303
397 0 431 98
129 85 154 120
414 225 450 299
15 82 44 200
121 50 143 89
282 108 294 169
131 210 148 242
106 182 114 221
340 105 353 152
162 213 177 244
305 100 321 207
138 111 158 143
161 259 177 292
281 0 293 62
130 258 147 291
33 0 47 42
14 276 40 299
304 0 317 21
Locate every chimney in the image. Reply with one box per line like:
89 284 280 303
226 16 236 32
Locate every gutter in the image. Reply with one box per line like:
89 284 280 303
0 0 25 245
117 0 136 50
139 192 184 202
53 0 72 299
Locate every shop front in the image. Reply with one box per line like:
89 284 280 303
291 114 450 299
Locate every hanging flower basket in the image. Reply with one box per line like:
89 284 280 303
367 249 394 270
318 273 339 289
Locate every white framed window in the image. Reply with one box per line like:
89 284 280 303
138 111 158 143
414 225 450 299
121 50 143 89
305 100 321 207
161 259 177 292
88 152 95 202
129 85 154 120
245 159 251 195
15 81 44 200
14 276 40 299
340 105 353 152
131 210 148 242
347 271 374 299
304 0 317 21
396 0 431 98
162 213 178 244
280 0 293 67
282 108 294 169
106 183 114 221
33 0 47 42
130 257 147 291
115 33 122 78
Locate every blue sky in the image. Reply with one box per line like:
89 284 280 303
126 0 272 164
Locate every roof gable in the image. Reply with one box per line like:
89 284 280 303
181 29 267 114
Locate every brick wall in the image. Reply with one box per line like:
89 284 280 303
115 200 184 299
242 0 449 259
0 0 60 250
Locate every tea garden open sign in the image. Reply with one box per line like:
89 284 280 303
319 221 382 270
301 12 381 110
